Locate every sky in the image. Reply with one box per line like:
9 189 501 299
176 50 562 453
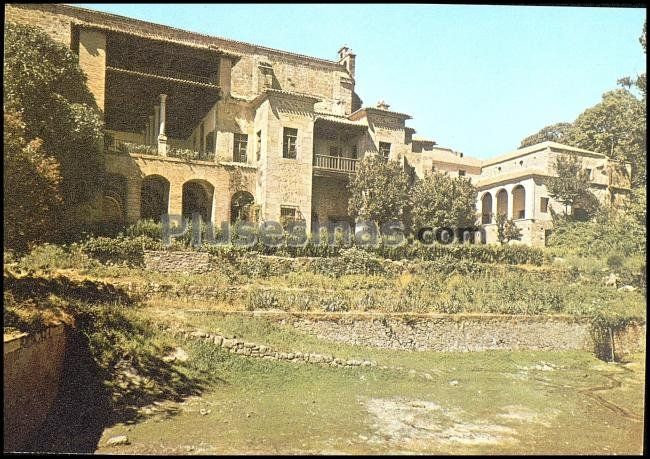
76 3 646 159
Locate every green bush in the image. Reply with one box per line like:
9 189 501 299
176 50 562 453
338 247 386 276
81 235 162 266
18 243 89 272
125 219 163 240
246 287 280 310
547 216 646 258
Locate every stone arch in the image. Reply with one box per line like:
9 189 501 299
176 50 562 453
182 179 214 223
141 175 170 221
512 185 526 219
496 188 508 218
481 192 493 224
102 173 127 228
230 191 255 223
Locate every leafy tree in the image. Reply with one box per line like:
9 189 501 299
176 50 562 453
546 154 598 220
411 172 477 230
625 186 647 227
348 154 411 229
495 213 522 245
519 122 574 148
4 111 63 252
570 89 645 187
519 22 646 188
4 22 104 226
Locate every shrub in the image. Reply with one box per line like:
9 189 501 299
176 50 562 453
321 295 350 312
246 287 279 310
18 243 89 272
81 235 162 266
606 254 625 270
547 216 645 258
125 219 163 241
339 247 386 276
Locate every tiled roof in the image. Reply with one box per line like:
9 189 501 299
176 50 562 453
349 107 412 120
482 141 606 166
12 4 345 69
475 169 548 188
315 114 367 127
428 148 483 168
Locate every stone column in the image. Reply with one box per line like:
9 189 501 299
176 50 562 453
148 115 154 146
158 94 168 156
168 181 183 217
145 124 150 147
153 105 160 142
507 185 514 220
125 177 142 224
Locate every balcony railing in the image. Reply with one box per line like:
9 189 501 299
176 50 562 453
105 138 214 161
313 154 358 173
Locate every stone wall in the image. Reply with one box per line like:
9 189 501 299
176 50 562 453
3 325 68 451
223 311 645 356
613 322 646 358
143 250 212 274
284 313 595 352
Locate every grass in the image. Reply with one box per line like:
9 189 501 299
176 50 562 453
95 335 645 454
4 246 646 454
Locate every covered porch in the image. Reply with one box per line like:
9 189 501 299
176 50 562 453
103 29 221 160
312 115 367 176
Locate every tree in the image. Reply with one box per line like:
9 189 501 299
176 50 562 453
495 213 522 245
4 111 63 252
348 154 411 229
4 22 104 230
570 89 645 187
546 154 598 220
411 172 477 230
519 122 574 148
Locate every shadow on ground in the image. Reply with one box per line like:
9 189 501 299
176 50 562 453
6 273 212 453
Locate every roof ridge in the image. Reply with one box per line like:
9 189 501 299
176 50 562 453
17 4 344 67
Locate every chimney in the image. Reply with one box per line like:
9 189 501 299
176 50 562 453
338 45 356 78
376 100 390 110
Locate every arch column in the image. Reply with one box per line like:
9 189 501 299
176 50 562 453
148 115 154 146
506 185 514 219
211 192 219 226
168 181 183 217
158 94 168 156
125 176 142 224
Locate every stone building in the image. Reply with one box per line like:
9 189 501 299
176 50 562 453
5 3 631 246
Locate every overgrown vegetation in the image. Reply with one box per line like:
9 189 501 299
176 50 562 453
4 22 104 250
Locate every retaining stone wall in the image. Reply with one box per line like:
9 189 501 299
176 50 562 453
3 325 68 451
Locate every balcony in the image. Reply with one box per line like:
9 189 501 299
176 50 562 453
313 154 358 175
105 138 215 162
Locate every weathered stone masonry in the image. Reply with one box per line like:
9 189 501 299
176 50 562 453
5 3 632 246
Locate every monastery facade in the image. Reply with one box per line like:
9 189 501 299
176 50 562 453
5 4 632 246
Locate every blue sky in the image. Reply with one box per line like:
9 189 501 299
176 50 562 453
77 4 646 159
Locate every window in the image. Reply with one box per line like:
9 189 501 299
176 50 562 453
458 170 466 177
256 130 262 161
351 145 358 158
233 133 248 163
280 206 303 229
283 127 298 159
540 197 549 213
329 145 341 156
379 142 391 159
585 168 592 180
